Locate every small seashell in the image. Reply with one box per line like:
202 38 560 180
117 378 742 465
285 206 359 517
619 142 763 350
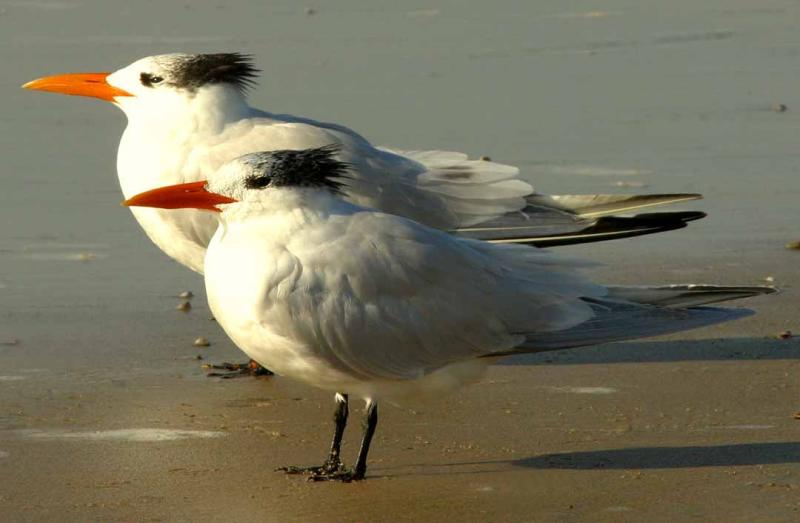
193 337 210 347
765 276 775 283
613 181 648 188
777 330 792 340
793 412 800 420
772 103 788 113
785 241 800 250
176 301 192 312
178 291 194 299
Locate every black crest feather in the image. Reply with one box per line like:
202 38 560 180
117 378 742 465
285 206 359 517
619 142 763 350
169 53 259 92
242 145 349 194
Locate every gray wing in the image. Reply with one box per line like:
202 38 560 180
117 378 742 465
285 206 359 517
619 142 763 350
492 299 752 356
403 156 706 245
271 211 605 381
207 126 704 247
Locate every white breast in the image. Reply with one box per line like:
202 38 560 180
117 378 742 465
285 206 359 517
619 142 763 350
204 215 365 392
199 194 534 401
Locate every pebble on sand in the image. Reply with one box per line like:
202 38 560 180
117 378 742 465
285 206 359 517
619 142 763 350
479 155 491 161
178 291 194 299
777 331 792 340
772 103 788 113
193 337 210 347
613 180 649 188
785 241 800 250
176 301 192 312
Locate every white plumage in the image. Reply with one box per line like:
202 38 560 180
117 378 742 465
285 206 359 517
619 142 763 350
22 53 703 274
108 55 528 272
123 148 767 481
205 189 600 397
193 153 752 399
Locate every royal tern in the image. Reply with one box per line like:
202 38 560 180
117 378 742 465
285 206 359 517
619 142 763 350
125 147 773 482
24 52 704 277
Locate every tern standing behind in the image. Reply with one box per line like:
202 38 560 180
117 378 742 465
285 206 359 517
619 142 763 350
24 53 704 376
125 147 772 482
24 52 704 277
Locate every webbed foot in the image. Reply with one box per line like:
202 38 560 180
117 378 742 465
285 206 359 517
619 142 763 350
277 462 364 482
203 360 274 378
276 458 346 477
307 469 364 483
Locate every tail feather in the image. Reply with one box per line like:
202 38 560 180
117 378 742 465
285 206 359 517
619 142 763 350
386 147 706 246
606 284 778 308
383 148 531 223
489 300 752 356
529 193 703 218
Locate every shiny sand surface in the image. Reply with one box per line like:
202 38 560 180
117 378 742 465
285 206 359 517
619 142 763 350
1 1 799 521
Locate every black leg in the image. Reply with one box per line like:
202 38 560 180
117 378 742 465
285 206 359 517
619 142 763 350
326 393 349 470
278 393 349 476
309 401 378 482
352 401 378 480
279 397 380 483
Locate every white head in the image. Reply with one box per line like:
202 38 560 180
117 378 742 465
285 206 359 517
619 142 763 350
23 52 258 123
123 145 349 214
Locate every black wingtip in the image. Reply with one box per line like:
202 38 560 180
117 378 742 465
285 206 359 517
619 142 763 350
623 211 707 223
522 211 707 248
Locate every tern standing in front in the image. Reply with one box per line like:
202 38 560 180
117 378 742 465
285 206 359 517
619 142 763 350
125 147 772 482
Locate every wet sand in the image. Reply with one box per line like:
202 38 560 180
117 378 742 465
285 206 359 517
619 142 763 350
2 1 800 521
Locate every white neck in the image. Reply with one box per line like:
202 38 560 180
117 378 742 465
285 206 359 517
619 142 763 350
116 84 257 197
119 84 253 142
216 188 358 240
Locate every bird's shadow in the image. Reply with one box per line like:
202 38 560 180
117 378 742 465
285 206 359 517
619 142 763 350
498 337 800 366
374 442 800 478
516 441 800 469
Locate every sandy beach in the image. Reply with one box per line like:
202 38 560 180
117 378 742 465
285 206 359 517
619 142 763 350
1 1 799 521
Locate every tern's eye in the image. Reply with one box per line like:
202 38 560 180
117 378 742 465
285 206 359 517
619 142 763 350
244 175 270 189
140 73 164 88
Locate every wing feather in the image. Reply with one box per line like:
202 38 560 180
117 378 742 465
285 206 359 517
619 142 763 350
253 210 602 380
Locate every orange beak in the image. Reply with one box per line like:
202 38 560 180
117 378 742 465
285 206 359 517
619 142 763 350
124 181 237 212
22 73 133 102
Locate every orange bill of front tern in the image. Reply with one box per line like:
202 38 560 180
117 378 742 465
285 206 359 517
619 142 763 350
124 181 236 212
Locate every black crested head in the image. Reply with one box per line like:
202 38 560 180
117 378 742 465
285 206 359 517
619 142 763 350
148 53 259 92
241 145 349 194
